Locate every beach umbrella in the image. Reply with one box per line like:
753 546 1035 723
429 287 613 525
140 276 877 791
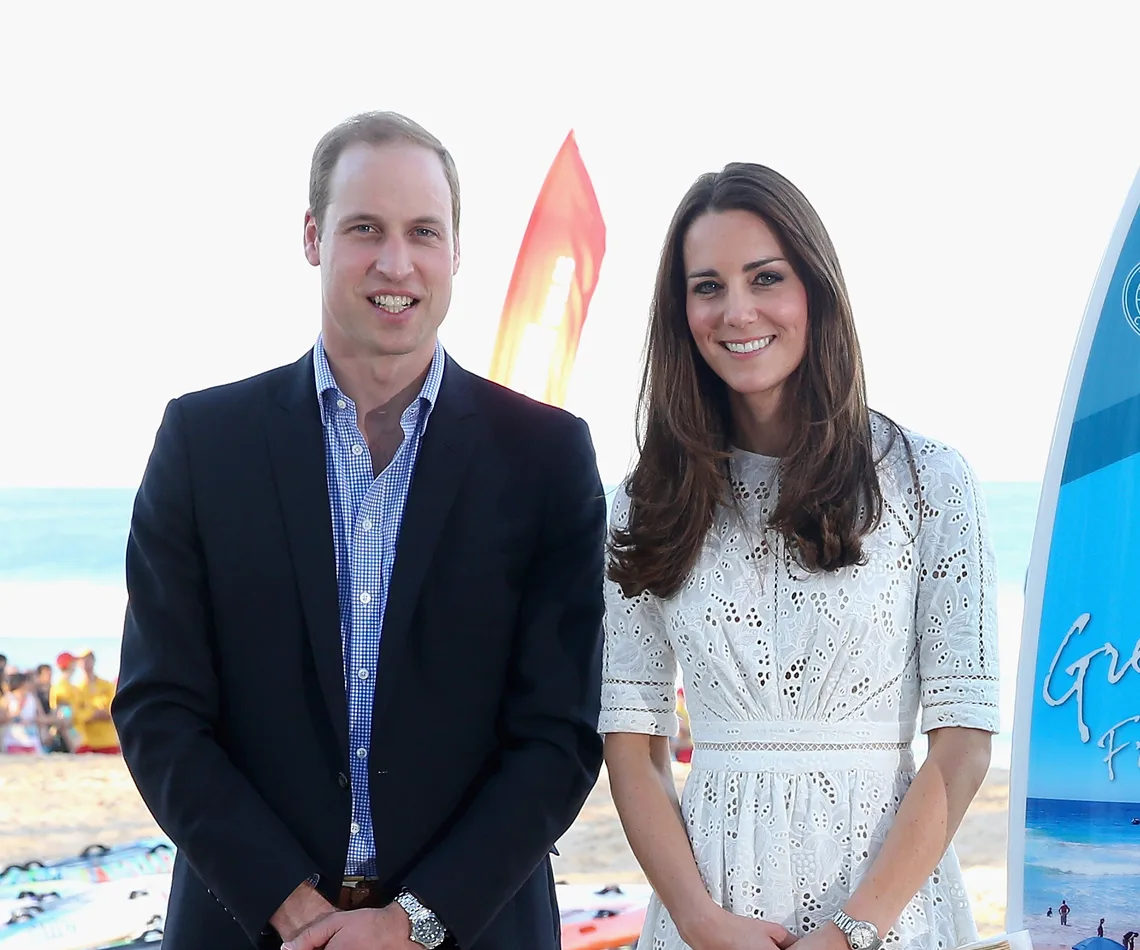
1073 938 1126 950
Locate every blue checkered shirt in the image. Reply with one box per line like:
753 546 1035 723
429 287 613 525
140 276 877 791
313 335 446 877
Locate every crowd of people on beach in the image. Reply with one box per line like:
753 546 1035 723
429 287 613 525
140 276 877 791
0 649 119 755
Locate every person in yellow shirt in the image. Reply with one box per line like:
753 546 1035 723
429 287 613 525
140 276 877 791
71 649 120 754
50 652 81 752
50 652 76 709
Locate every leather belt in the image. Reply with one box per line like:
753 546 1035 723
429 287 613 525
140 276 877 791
337 877 384 911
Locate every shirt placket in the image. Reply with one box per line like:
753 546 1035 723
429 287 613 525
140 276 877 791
345 417 379 875
316 341 443 880
337 396 428 877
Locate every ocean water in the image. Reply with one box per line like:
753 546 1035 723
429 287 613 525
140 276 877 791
0 483 1038 766
1023 797 1140 946
0 488 136 681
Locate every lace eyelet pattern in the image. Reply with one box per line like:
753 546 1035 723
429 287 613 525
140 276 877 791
600 418 998 950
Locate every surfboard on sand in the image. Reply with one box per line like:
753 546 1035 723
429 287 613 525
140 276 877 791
0 840 174 889
0 873 169 949
1006 166 1140 950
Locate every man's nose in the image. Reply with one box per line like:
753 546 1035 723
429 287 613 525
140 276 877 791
373 238 414 281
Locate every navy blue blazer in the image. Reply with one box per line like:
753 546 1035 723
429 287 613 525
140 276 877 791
113 350 607 949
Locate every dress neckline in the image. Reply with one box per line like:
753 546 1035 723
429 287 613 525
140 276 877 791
730 445 781 477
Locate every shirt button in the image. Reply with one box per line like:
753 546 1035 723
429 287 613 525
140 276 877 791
351 444 364 456
337 398 347 409
359 592 371 605
361 518 373 532
337 772 349 789
356 747 367 760
350 822 360 835
357 668 369 680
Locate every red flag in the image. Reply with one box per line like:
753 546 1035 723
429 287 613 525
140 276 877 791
488 131 606 407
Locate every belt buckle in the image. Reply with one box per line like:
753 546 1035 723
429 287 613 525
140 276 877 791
342 876 366 889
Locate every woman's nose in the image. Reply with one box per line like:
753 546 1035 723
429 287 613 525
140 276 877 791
723 292 758 329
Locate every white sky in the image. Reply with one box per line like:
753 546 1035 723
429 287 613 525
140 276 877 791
3 1 1139 488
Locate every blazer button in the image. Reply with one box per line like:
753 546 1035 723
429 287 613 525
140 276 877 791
338 772 349 790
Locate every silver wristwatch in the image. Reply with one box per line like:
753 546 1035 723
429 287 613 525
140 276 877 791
395 889 447 949
833 910 882 950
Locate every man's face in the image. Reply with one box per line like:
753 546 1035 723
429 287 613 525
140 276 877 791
82 654 95 676
37 668 51 688
304 141 460 366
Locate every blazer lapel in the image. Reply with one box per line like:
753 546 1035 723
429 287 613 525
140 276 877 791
266 351 349 762
374 358 479 724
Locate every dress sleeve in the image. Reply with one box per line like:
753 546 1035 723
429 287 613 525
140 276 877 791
913 443 1000 734
598 488 679 736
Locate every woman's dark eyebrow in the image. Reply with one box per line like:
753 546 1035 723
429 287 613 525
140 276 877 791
742 256 784 272
687 256 784 280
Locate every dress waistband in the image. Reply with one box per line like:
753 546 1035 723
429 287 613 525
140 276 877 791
689 720 916 774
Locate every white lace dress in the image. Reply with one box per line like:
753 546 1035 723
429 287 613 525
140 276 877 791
599 426 999 950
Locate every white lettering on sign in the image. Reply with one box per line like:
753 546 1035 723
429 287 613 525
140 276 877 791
1042 611 1140 779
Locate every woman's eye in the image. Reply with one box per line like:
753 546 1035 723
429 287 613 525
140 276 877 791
693 280 719 295
755 271 783 286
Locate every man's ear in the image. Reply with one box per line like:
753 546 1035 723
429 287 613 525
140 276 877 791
303 210 321 266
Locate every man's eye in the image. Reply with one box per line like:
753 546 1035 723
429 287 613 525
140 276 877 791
414 227 439 238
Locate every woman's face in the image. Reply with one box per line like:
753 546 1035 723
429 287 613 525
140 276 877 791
683 209 809 420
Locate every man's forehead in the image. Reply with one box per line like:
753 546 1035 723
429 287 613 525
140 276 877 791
329 142 451 206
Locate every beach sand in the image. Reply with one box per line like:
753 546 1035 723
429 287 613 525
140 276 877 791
0 756 1012 936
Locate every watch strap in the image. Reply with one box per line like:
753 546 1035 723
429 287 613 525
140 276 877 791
396 890 446 949
833 910 883 950
834 910 857 932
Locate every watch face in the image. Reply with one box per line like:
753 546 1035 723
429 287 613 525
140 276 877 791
414 917 447 949
849 923 878 949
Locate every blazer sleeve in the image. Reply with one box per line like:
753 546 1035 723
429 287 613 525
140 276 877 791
402 414 607 947
112 399 319 945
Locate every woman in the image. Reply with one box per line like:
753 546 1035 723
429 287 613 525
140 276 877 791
600 163 998 950
2 672 52 754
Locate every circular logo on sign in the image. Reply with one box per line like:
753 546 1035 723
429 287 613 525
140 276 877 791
1124 261 1140 337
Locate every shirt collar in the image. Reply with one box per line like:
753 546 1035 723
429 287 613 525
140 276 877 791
313 334 446 428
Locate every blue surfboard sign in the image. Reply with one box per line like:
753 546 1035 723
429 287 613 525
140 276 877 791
1007 166 1140 950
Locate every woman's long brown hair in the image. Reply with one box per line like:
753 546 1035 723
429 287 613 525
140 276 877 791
608 163 908 600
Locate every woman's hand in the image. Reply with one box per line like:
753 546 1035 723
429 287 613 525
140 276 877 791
781 923 849 950
680 904 796 950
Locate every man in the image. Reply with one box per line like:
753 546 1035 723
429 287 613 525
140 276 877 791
72 649 119 753
113 112 606 950
50 652 76 712
0 653 8 695
33 663 59 751
34 663 53 711
50 653 80 752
